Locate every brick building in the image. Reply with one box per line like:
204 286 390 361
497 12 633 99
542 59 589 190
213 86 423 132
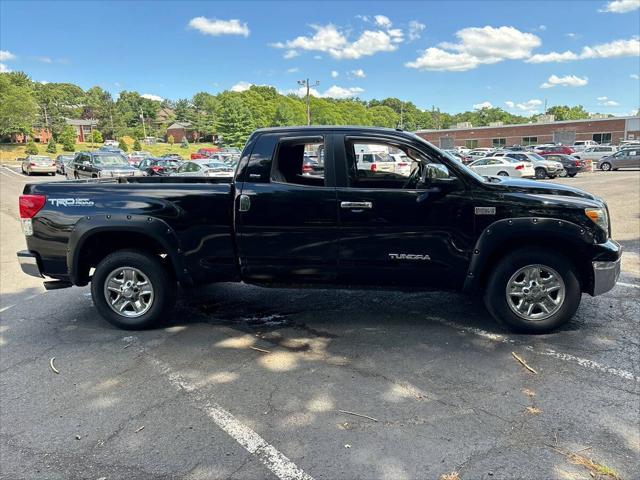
416 116 640 149
64 118 98 142
166 122 199 143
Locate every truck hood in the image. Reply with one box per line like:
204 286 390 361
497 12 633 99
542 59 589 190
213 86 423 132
487 177 598 202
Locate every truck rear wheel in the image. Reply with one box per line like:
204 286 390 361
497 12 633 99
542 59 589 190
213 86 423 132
91 250 176 329
534 168 547 179
483 247 581 333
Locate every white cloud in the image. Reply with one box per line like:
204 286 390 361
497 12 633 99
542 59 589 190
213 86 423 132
188 17 250 37
230 81 253 92
538 25 547 31
290 84 364 99
597 96 620 106
0 50 16 61
322 85 365 98
631 73 640 79
349 68 366 78
34 56 52 63
283 50 299 59
408 21 426 41
331 70 339 78
527 37 640 62
271 22 403 60
0 63 11 73
540 74 588 88
374 15 392 27
473 101 493 109
600 0 640 13
505 99 543 113
406 26 541 71
565 32 580 38
286 67 299 73
141 93 163 101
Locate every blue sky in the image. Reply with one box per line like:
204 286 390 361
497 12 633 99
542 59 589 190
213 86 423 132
1 0 639 115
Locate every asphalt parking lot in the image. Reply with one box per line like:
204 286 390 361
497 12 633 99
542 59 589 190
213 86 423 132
1 165 638 480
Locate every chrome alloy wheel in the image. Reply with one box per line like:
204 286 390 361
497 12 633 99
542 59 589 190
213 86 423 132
103 267 154 318
506 264 565 321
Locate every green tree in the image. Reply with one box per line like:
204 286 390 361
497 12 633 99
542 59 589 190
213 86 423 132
273 98 306 126
25 140 39 155
60 125 76 151
216 95 255 147
46 137 57 153
0 73 38 137
91 129 103 144
118 138 128 152
180 136 189 148
545 105 589 121
168 134 175 145
133 138 141 151
84 86 116 139
367 105 400 128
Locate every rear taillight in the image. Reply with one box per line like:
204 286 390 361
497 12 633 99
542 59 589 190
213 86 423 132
29 162 36 167
398 163 408 167
151 166 162 172
302 165 312 173
515 164 524 170
370 164 377 172
574 160 581 166
19 195 46 219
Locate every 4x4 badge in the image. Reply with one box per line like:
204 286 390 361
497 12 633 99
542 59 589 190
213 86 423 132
475 207 496 215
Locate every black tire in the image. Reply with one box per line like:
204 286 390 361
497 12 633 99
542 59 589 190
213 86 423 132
91 250 176 330
497 171 509 176
535 168 547 179
483 247 581 334
600 162 612 171
568 173 577 177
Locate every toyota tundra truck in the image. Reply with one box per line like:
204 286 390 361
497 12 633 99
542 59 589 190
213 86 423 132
17 127 621 333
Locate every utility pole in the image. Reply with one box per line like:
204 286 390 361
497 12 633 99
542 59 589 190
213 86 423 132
139 108 147 141
297 78 319 125
399 103 404 130
544 98 548 115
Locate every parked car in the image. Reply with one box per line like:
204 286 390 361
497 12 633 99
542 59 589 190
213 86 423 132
174 160 234 177
55 154 75 175
493 151 564 179
98 146 127 156
160 153 184 160
127 151 151 166
66 151 145 179
571 145 617 162
356 152 396 173
17 126 620 334
103 140 119 147
536 145 575 155
21 155 56 176
572 140 598 152
468 157 535 178
302 156 324 176
190 147 221 160
389 152 413 175
597 148 640 171
137 157 182 176
467 148 494 160
540 154 586 177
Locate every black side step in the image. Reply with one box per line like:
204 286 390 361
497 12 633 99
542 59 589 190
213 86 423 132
43 280 73 290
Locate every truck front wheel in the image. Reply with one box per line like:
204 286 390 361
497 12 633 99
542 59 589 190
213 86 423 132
483 248 581 333
91 250 176 330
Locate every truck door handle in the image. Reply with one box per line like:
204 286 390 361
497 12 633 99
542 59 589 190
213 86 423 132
341 201 372 209
238 194 251 212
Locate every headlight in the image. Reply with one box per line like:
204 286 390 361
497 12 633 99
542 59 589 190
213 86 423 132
585 208 609 237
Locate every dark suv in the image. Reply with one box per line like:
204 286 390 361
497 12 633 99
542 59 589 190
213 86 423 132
67 151 144 179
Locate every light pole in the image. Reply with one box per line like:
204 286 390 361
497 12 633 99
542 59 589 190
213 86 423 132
139 108 147 142
297 78 319 125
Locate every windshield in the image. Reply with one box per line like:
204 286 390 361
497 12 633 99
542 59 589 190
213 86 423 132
93 154 128 166
205 162 231 169
528 153 545 161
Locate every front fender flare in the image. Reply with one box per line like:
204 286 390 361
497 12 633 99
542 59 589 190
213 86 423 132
463 217 595 292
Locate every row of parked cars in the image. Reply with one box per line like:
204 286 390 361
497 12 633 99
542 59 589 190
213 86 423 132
444 141 640 176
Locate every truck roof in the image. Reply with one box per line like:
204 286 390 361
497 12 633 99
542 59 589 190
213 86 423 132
252 125 413 138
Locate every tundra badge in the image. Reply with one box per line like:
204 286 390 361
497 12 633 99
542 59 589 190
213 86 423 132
389 253 431 261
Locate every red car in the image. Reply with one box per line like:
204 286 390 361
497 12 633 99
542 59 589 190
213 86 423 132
536 145 575 155
190 147 222 160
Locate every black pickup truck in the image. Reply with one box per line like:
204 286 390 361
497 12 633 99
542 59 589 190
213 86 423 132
17 127 621 333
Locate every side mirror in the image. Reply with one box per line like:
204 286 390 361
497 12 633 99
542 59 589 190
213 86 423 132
83 161 91 165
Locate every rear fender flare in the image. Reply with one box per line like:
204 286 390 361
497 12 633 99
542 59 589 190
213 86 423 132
67 214 191 286
464 217 594 291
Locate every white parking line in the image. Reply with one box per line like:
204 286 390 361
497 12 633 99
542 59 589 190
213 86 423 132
617 282 640 289
1 165 25 178
432 318 639 383
146 354 314 480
